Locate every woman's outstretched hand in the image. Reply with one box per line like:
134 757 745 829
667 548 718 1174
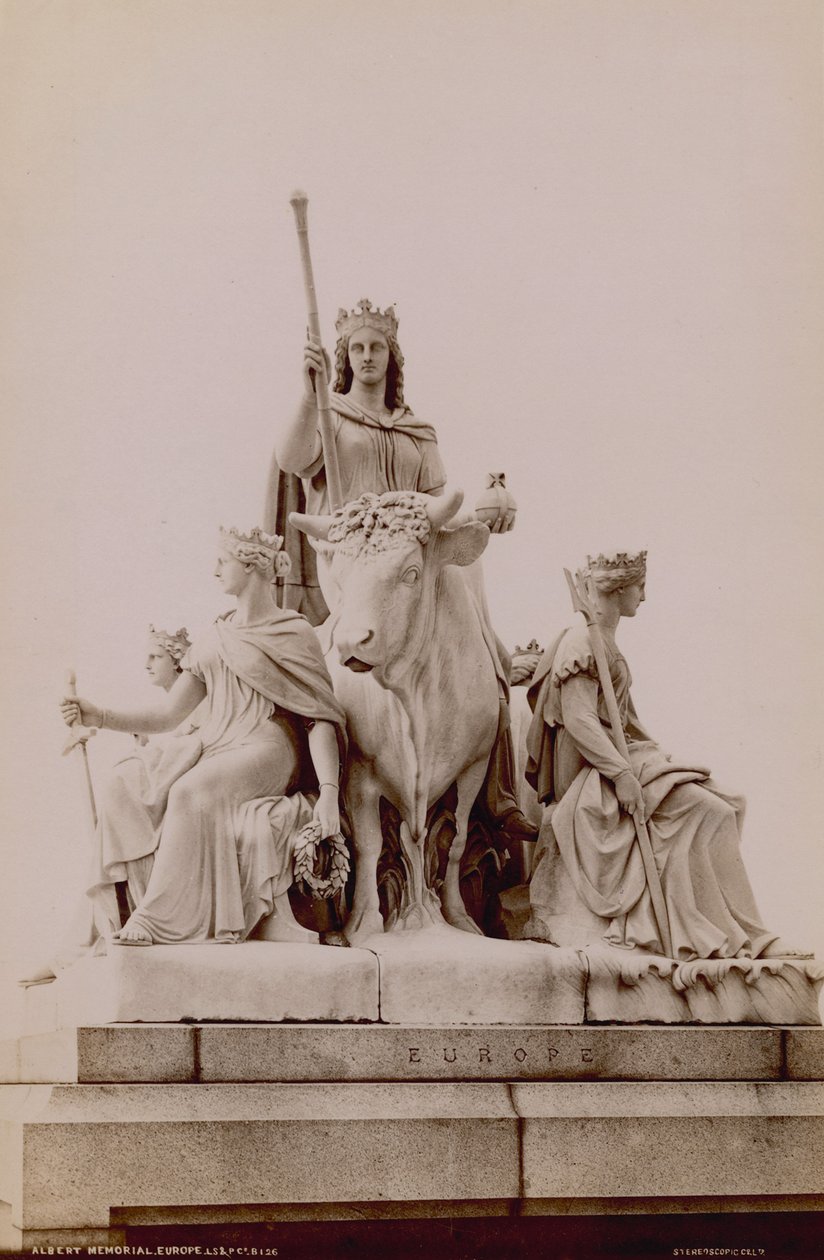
60 696 100 728
313 784 341 839
615 770 646 824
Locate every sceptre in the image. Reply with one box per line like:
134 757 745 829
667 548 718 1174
289 190 344 512
563 567 674 958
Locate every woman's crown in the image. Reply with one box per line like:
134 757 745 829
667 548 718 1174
335 298 398 341
588 550 647 572
219 526 285 554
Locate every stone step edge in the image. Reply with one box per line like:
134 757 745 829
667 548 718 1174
2 1023 822 1084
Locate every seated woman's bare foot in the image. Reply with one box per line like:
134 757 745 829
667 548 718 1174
760 938 814 960
112 924 153 946
17 963 57 987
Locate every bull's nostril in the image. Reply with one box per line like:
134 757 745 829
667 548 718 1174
343 657 374 673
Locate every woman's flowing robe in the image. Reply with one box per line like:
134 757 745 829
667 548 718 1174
265 393 446 624
524 623 778 960
81 608 346 946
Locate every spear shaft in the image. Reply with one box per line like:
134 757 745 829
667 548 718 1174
289 191 344 512
563 569 674 958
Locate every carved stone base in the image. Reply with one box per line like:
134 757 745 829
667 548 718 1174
2 1023 822 1086
5 932 820 1039
583 944 824 1025
2 1017 823 1241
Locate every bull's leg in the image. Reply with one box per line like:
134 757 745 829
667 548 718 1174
397 820 445 929
440 756 487 935
342 765 386 946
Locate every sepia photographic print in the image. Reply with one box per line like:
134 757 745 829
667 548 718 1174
2 2 822 1256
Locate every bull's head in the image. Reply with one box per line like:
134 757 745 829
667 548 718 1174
291 489 490 683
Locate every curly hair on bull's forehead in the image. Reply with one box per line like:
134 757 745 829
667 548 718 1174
328 492 432 554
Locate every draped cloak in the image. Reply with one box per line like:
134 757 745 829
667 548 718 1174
76 608 347 947
264 392 445 625
211 608 347 764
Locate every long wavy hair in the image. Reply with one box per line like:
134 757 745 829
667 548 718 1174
332 332 406 410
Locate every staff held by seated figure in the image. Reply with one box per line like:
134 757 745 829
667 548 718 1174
109 625 203 923
267 292 535 847
58 526 347 949
523 549 810 961
21 623 199 984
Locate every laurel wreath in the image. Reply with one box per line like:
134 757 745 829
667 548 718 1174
293 822 350 899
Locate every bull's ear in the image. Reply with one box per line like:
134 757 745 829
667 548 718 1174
289 511 334 541
434 520 490 568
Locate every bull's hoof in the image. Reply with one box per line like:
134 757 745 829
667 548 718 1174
343 910 385 946
397 902 443 931
443 908 484 936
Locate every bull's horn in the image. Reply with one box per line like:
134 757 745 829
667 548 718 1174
425 488 464 530
289 511 335 541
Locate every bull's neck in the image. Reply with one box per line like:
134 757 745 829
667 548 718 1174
374 567 466 707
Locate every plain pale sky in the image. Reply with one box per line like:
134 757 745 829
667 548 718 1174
1 0 822 969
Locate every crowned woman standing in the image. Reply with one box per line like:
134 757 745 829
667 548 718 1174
58 527 346 947
265 298 448 623
523 550 809 961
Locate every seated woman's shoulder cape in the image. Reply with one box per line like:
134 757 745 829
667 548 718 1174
527 623 596 710
551 622 597 685
212 611 346 735
524 623 595 801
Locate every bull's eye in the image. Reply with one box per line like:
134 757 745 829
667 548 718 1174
401 566 421 586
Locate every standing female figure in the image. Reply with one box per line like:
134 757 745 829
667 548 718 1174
267 299 450 623
524 551 807 960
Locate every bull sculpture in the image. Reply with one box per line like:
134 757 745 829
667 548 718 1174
291 489 500 944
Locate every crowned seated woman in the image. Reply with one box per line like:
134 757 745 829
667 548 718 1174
523 551 810 961
58 527 346 948
267 297 535 847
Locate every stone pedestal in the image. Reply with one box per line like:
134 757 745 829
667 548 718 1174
7 931 820 1037
1 936 822 1248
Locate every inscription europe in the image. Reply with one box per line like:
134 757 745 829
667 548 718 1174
407 1041 595 1068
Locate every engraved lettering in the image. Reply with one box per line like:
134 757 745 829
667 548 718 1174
479 1046 492 1063
514 1048 527 1063
443 1048 457 1063
581 1047 593 1063
547 1047 559 1060
409 1048 421 1063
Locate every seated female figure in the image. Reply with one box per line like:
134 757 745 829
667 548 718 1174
60 527 346 947
523 551 808 961
85 624 202 919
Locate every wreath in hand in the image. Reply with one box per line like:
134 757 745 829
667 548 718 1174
293 821 350 899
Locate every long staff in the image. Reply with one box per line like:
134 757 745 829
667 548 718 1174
564 568 674 958
289 190 344 511
61 669 133 928
61 668 98 831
